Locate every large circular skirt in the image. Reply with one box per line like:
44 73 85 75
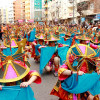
66 44 96 72
0 59 30 83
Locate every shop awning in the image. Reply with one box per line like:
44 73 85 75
82 10 98 16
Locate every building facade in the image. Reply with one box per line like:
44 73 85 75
13 0 43 22
25 0 30 21
13 0 25 22
8 2 14 23
77 0 100 23
34 0 42 22
47 0 100 24
48 0 79 24
0 1 14 24
0 8 9 24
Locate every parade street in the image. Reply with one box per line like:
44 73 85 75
0 0 100 100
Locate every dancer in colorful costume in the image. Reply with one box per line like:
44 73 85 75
0 38 41 100
90 32 100 50
24 26 36 46
31 32 46 62
40 31 70 76
51 43 100 100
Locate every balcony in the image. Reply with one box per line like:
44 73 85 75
77 1 89 12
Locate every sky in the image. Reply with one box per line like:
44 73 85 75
0 0 15 8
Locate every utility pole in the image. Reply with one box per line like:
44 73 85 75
73 0 75 24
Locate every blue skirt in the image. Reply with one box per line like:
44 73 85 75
0 85 36 100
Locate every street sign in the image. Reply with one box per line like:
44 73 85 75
81 17 85 22
18 19 23 23
69 13 73 16
96 14 100 19
28 19 34 23
34 0 42 9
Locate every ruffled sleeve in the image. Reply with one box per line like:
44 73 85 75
96 62 100 71
28 70 41 84
90 43 98 49
58 44 63 47
58 64 69 81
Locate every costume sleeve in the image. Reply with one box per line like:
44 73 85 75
96 62 100 71
90 43 98 49
28 70 41 84
35 44 41 56
69 54 75 64
96 67 100 71
58 43 63 47
58 64 69 81
34 40 37 44
31 45 35 57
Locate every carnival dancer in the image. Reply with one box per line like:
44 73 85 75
40 31 61 76
1 32 20 56
90 32 100 50
57 25 66 45
0 38 41 100
61 30 72 46
51 43 100 100
31 32 46 62
71 27 82 46
79 33 91 45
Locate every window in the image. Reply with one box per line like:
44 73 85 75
90 3 94 10
69 0 73 3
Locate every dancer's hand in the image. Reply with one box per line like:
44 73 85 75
97 69 100 75
78 71 85 75
20 82 29 88
32 42 36 46
0 85 2 90
87 94 94 100
39 46 46 49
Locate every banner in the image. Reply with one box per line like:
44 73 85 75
28 19 34 23
96 14 100 19
34 0 42 9
18 20 23 23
